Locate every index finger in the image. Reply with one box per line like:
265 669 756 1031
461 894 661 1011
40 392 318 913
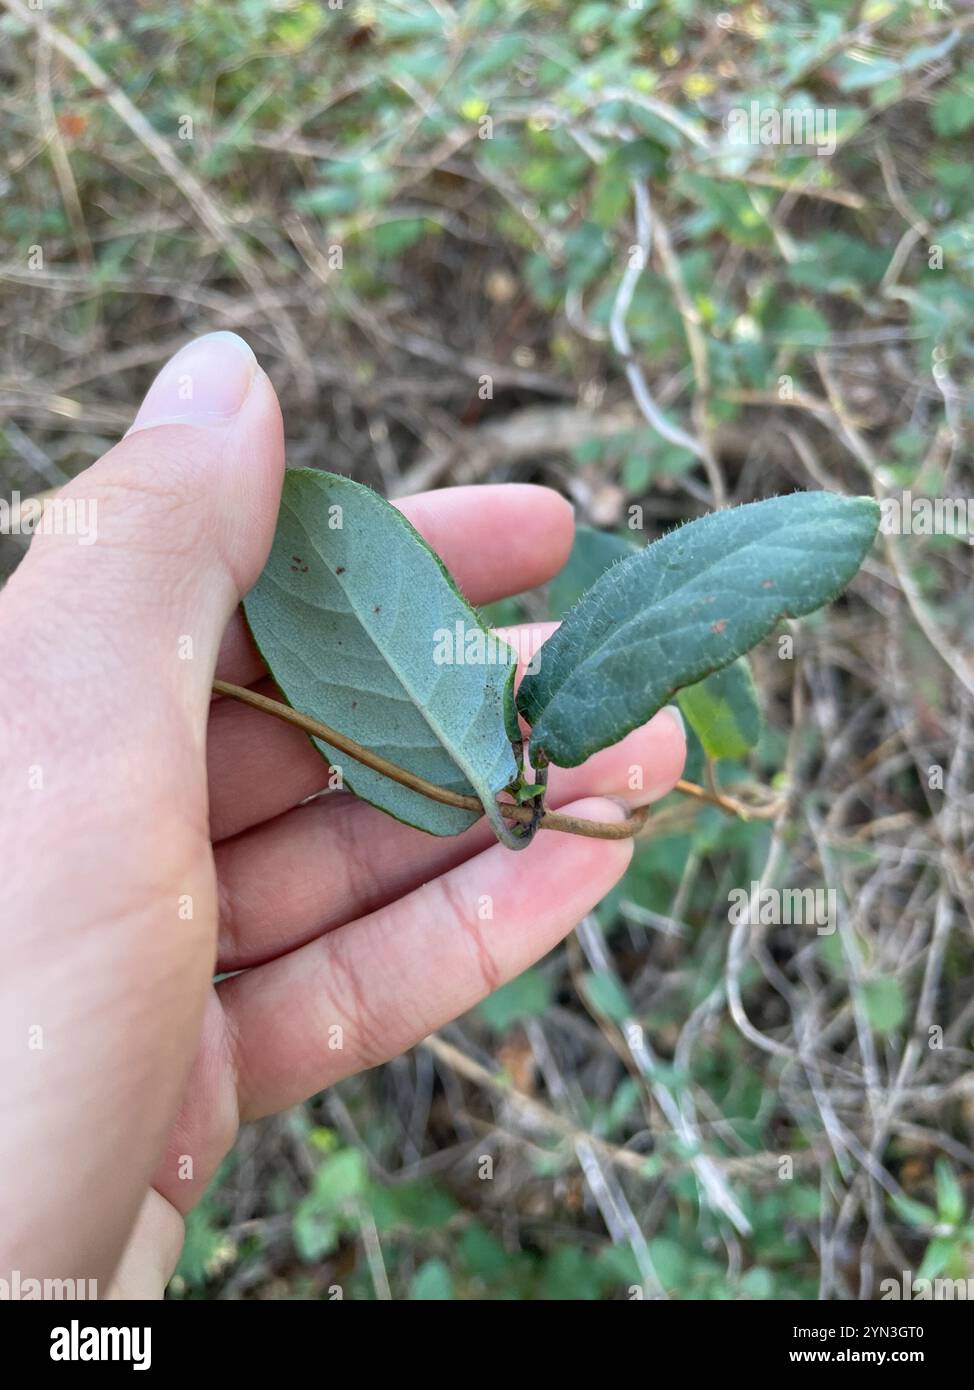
214 482 574 688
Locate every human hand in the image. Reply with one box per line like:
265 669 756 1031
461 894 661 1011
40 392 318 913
0 332 686 1297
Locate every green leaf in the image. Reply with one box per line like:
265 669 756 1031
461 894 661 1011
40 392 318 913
310 1148 368 1210
935 1158 966 1227
737 1265 775 1299
834 53 903 91
581 969 630 1023
540 1245 602 1300
244 469 522 846
548 524 638 619
518 492 879 768
570 3 614 35
369 1178 457 1233
292 1149 368 1262
677 658 762 760
464 33 524 83
590 159 633 227
377 6 445 38
891 1193 937 1231
932 68 974 137
369 217 430 256
917 1235 959 1282
648 1237 689 1289
563 221 612 291
767 300 832 347
459 1224 514 1282
513 781 546 803
680 175 773 249
174 1200 226 1289
409 1258 454 1300
479 968 552 1033
862 977 906 1035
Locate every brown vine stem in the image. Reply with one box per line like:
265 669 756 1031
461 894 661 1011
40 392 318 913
212 679 750 839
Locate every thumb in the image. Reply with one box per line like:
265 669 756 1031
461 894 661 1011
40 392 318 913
0 333 284 1287
7 330 284 731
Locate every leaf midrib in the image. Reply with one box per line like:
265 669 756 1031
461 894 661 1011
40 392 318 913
286 494 511 791
532 507 856 708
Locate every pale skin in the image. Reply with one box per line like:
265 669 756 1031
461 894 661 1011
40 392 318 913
0 333 685 1298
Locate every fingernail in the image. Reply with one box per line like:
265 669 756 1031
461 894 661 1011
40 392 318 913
128 332 257 434
662 704 686 740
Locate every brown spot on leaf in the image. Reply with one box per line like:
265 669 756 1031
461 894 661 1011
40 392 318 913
335 566 346 574
762 578 775 589
711 620 727 634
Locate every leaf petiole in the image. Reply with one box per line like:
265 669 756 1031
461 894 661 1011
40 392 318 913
213 680 766 842
213 679 644 841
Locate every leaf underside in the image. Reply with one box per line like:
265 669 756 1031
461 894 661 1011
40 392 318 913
243 469 522 846
518 491 880 768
